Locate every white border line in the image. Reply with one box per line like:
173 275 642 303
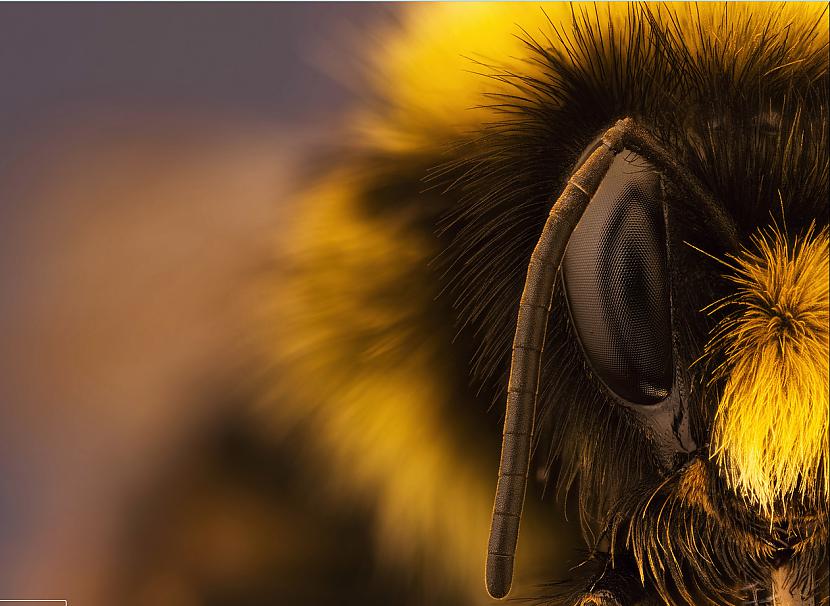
0 601 67 604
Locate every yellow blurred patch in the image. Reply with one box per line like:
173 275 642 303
257 173 504 599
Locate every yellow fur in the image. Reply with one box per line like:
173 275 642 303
708 227 829 516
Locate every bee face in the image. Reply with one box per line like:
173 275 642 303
556 115 829 522
425 3 830 601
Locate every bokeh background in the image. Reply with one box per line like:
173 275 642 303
0 5 396 604
0 5 574 605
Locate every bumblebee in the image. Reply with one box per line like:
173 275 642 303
263 3 828 605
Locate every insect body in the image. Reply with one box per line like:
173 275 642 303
268 3 828 605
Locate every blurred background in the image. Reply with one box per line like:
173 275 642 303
0 5 572 605
0 5 395 604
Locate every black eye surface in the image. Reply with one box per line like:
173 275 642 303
561 151 673 404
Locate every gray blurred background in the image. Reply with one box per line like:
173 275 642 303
0 5 402 605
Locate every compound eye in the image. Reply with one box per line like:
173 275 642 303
561 150 673 405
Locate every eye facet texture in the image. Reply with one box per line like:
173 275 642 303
561 151 673 405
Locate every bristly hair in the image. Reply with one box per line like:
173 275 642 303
606 459 829 606
705 225 829 518
433 2 828 532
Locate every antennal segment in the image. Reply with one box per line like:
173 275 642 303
485 118 630 600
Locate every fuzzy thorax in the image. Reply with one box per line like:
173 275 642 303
708 226 829 517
